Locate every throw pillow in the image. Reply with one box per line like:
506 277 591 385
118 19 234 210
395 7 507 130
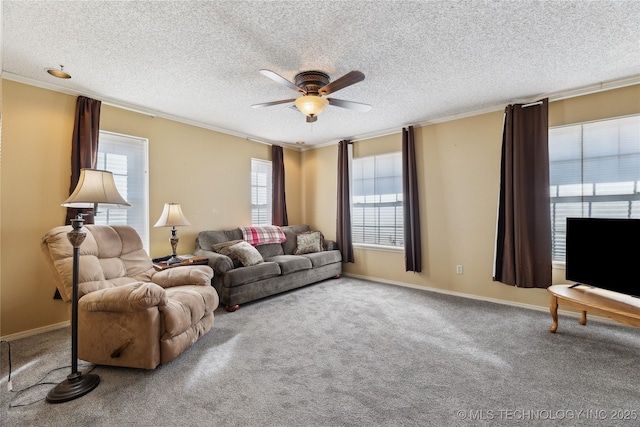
227 241 264 267
212 239 243 253
294 231 324 255
212 240 244 267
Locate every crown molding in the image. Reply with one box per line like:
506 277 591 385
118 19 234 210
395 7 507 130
4 71 638 151
311 74 640 149
1 71 304 151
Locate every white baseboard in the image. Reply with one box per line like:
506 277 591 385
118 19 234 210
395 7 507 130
343 273 626 327
0 321 69 341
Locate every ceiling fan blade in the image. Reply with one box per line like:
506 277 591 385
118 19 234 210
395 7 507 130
259 69 305 94
318 71 365 95
251 99 297 108
327 98 372 112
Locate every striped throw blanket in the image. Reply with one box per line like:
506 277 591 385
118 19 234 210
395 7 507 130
239 225 287 246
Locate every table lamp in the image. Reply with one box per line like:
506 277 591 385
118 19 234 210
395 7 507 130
154 203 191 264
47 168 130 403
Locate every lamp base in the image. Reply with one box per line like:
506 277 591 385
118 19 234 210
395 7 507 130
46 372 100 404
166 255 182 265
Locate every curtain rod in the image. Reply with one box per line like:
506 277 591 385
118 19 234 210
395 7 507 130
521 101 543 108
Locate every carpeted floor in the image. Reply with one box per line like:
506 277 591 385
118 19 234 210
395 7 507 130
1 277 639 426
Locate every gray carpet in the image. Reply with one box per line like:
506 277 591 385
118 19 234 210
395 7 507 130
1 277 639 426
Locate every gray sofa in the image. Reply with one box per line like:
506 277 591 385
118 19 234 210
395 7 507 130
194 225 342 310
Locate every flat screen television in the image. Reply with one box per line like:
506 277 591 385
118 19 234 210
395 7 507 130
565 217 640 298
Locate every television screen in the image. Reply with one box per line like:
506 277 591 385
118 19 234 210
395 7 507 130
566 218 640 298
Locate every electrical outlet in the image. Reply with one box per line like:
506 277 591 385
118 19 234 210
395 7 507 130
456 265 463 275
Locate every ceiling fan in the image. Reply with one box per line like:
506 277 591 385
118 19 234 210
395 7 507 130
252 69 372 123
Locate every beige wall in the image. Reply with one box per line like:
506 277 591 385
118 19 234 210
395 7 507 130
305 84 640 310
0 80 301 337
99 105 302 256
2 82 77 336
1 79 638 337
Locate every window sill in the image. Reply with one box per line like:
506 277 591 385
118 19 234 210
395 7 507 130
353 243 404 253
552 260 566 270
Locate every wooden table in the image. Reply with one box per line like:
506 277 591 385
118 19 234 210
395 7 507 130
547 284 640 333
153 256 209 271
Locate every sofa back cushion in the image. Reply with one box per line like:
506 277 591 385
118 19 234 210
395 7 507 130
256 243 284 258
281 225 311 255
198 225 321 257
197 229 243 251
198 227 287 258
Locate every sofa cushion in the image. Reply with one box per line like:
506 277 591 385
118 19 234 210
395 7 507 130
256 243 285 258
197 229 243 251
226 241 264 267
282 229 298 255
301 250 342 268
282 225 311 255
294 231 324 255
223 262 281 287
265 255 312 275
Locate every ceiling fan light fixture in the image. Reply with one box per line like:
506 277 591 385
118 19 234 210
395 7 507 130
46 65 71 79
295 95 329 118
255 69 369 122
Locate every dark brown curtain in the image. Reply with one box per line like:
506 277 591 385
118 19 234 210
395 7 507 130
494 98 551 288
402 126 422 272
271 145 288 226
65 96 102 225
336 139 354 263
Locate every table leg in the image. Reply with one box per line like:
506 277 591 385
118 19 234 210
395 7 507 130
580 310 587 326
549 294 559 333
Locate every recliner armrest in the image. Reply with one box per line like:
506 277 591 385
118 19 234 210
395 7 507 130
151 265 214 288
79 282 168 312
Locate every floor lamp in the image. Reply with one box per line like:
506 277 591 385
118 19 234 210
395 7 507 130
47 168 130 404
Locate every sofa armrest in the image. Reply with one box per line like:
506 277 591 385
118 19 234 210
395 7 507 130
194 248 234 276
324 239 338 251
151 265 213 288
79 282 168 312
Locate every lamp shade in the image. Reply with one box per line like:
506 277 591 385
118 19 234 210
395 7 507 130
294 95 329 117
62 169 130 208
154 203 191 227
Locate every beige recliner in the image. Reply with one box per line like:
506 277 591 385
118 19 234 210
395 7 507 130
41 224 218 369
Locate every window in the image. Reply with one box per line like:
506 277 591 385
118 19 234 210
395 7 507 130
251 158 272 225
95 131 149 251
549 115 640 262
352 152 404 247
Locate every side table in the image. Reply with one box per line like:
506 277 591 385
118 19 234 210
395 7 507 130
153 255 209 271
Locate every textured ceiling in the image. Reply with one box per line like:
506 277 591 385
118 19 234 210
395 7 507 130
3 1 640 147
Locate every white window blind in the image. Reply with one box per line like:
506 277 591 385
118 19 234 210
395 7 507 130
549 115 640 262
95 131 149 251
251 158 272 225
352 152 404 247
